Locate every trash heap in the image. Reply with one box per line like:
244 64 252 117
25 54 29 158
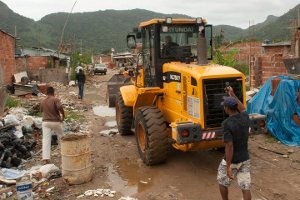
0 107 42 168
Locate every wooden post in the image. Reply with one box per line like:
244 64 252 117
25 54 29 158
0 87 8 116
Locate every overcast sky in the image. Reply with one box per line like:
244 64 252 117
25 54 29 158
1 0 299 28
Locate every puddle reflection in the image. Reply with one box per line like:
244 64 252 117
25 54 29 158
107 159 155 196
93 106 115 117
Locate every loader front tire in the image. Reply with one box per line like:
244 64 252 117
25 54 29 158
116 94 133 135
135 106 168 165
108 96 115 107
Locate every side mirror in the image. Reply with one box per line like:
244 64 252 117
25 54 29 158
136 32 142 39
132 27 142 39
127 35 136 49
128 69 134 76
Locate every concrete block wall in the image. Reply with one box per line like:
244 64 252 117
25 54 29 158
0 31 16 85
28 68 68 85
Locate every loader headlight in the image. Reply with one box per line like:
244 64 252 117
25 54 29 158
196 17 203 24
165 17 172 24
199 26 204 32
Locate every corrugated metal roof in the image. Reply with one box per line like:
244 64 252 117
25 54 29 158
17 47 69 60
262 42 291 47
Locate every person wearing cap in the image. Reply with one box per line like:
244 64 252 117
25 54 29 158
217 86 251 200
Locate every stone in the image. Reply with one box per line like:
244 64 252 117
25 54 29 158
287 149 294 154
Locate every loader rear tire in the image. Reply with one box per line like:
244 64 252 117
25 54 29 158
135 106 168 165
116 94 133 135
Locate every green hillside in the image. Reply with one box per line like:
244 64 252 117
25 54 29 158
0 1 299 53
39 9 190 52
213 25 244 42
253 4 300 41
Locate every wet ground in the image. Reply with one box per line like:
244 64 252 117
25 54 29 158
62 69 300 200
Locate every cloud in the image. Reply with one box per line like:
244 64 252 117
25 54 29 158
1 0 299 28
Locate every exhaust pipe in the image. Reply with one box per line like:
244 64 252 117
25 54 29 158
197 32 208 65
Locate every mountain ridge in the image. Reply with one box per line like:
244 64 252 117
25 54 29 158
0 1 299 53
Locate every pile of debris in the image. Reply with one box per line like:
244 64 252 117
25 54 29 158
246 88 259 102
0 107 41 168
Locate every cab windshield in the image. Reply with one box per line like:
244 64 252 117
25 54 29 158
160 25 198 60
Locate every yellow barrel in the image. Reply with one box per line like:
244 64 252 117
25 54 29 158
61 134 93 185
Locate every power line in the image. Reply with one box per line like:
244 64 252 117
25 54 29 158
58 0 78 54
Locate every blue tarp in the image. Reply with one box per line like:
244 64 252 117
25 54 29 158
247 76 300 146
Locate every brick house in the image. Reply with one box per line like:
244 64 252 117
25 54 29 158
0 29 16 85
15 48 70 83
223 41 291 88
15 47 69 71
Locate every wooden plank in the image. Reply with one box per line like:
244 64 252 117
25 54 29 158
0 87 7 116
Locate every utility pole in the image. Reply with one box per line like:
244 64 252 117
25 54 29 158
298 8 300 27
80 39 83 55
58 0 78 54
248 20 252 89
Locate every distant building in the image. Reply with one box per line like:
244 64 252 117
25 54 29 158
112 52 135 68
15 47 70 84
93 54 111 64
15 47 70 72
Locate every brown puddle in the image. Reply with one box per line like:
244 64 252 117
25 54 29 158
107 159 155 196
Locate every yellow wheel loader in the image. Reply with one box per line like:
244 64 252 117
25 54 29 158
114 18 266 165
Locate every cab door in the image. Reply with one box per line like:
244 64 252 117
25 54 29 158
141 26 155 87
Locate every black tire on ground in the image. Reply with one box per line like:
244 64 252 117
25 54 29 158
104 72 106 75
108 96 115 107
135 106 169 165
116 94 133 135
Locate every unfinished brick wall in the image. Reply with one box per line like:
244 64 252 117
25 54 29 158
15 57 49 72
223 42 290 88
15 57 27 72
224 42 262 64
0 31 15 85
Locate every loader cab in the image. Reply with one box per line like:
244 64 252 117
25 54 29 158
127 18 213 88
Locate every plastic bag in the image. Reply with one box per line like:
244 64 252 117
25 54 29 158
4 114 20 126
1 168 26 180
33 117 42 129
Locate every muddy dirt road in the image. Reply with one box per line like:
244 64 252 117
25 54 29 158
60 69 300 200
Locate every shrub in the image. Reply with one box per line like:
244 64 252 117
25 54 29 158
213 48 249 76
5 96 20 108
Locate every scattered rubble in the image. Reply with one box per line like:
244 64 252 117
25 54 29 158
0 107 38 168
246 88 259 101
99 129 118 137
118 196 138 200
0 80 92 199
77 188 117 198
